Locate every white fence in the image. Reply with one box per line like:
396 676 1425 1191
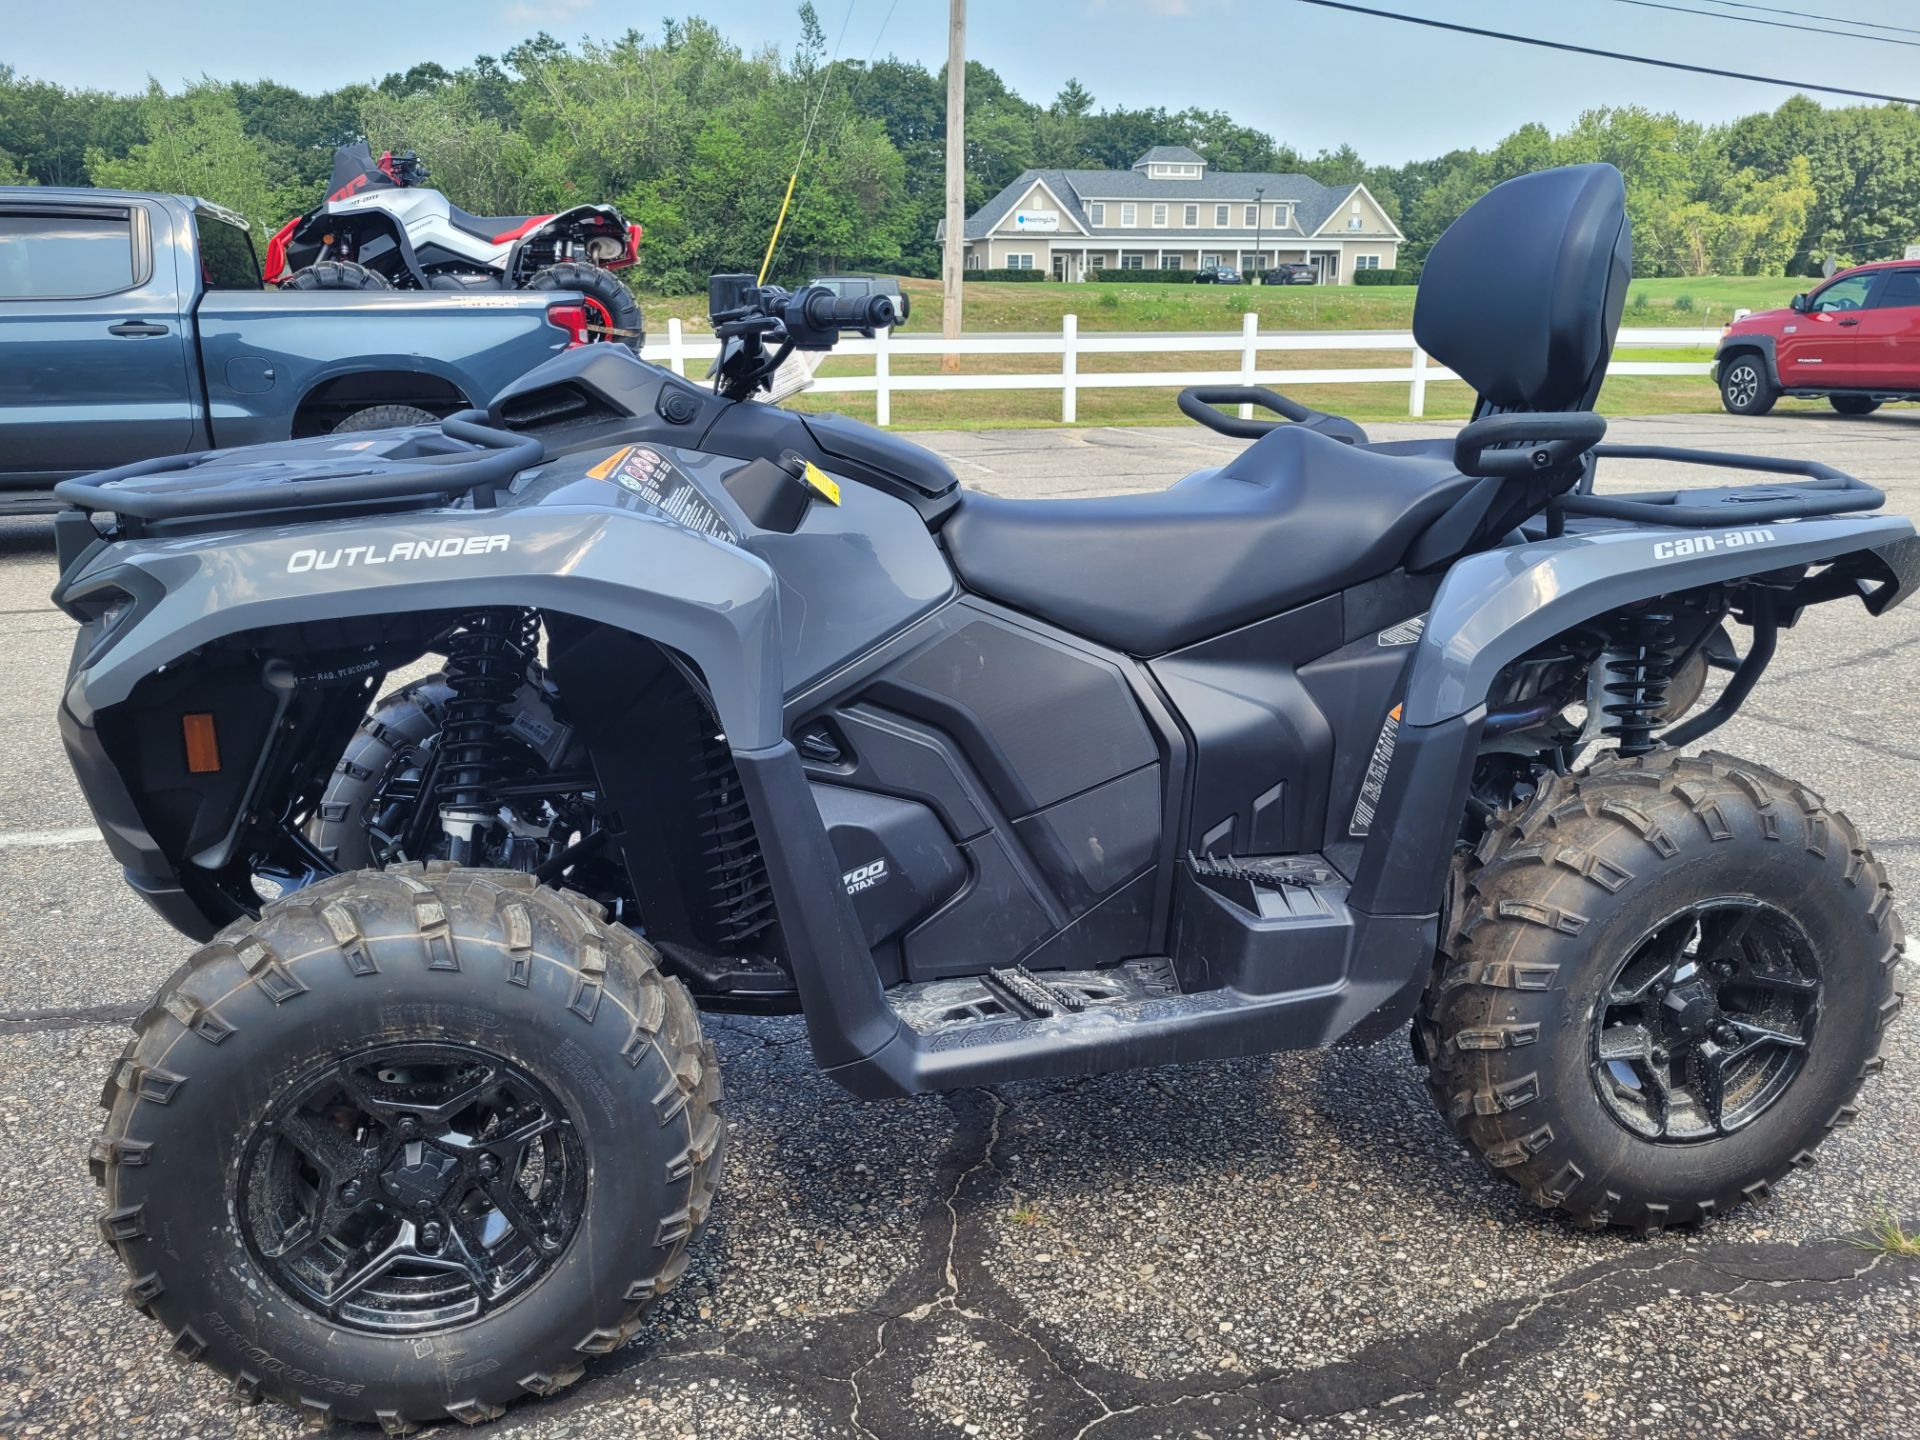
659 317 1720 426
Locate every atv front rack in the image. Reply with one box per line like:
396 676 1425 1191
1565 444 1884 527
53 415 539 535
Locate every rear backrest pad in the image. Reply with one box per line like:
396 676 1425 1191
1412 164 1632 414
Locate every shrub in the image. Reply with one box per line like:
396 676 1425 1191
1672 292 1696 312
1352 267 1419 286
1092 267 1201 284
963 267 1048 282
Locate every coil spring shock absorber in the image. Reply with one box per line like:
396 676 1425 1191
1600 607 1677 757
438 609 539 863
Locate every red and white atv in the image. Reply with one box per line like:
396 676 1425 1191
263 143 646 350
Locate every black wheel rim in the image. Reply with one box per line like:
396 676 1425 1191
239 1041 586 1334
1591 898 1820 1144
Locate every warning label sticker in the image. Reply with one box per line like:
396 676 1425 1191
1349 703 1402 837
589 444 738 544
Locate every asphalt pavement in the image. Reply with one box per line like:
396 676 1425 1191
2 408 1919 1439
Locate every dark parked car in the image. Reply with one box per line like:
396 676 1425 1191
1263 263 1319 285
809 274 910 324
0 187 592 512
1193 264 1242 285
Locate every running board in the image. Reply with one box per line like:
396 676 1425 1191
828 855 1436 1097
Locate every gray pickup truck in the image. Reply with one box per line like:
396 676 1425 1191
0 188 587 513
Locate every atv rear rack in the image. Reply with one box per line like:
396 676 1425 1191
53 415 538 533
1565 443 1885 527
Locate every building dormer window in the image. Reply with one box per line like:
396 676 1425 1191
1273 204 1288 228
1089 202 1105 226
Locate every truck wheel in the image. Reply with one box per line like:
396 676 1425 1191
1718 353 1777 415
1419 751 1902 1232
92 864 724 1428
332 405 443 434
282 260 393 291
1829 395 1881 416
525 261 644 352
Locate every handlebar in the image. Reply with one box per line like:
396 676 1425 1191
802 289 899 333
1451 411 1608 479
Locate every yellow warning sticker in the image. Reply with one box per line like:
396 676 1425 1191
585 445 635 481
802 460 841 505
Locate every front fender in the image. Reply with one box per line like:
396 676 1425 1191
1403 515 1920 726
65 503 785 747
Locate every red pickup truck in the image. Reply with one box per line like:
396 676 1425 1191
1716 258 1920 416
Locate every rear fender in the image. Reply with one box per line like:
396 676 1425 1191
1403 515 1919 726
1348 515 1920 918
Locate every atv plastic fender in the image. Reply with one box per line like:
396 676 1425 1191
1348 514 1920 919
1403 514 1919 727
63 505 787 748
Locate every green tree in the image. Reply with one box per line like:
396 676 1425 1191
86 80 287 233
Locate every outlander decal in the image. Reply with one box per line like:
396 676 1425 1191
286 534 511 573
1378 615 1427 646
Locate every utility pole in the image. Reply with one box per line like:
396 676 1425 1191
942 0 966 372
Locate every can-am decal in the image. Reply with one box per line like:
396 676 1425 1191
1652 527 1774 561
287 534 511 573
842 859 888 896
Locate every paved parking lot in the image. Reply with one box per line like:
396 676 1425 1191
3 408 1919 1439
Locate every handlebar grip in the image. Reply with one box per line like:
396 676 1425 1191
802 290 898 331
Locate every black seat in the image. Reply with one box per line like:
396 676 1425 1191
944 425 1476 655
447 204 542 241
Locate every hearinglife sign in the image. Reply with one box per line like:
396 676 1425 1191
1011 209 1061 232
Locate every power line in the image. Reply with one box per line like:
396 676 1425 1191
1698 0 1920 38
1293 0 1920 105
1604 0 1920 48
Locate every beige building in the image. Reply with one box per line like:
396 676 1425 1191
944 146 1404 284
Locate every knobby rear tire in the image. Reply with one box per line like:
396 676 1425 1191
1418 750 1903 1232
92 864 724 1429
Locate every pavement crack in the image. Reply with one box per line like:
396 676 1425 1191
0 1001 140 1035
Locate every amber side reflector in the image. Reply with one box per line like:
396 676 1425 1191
182 713 221 774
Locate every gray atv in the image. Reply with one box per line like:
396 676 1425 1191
53 164 1913 1429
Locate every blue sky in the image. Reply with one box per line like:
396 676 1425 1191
9 0 1918 163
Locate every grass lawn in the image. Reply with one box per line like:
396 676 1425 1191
635 274 1797 336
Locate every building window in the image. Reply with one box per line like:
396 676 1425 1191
1348 200 1363 231
1090 254 1106 270
1121 203 1137 227
1183 204 1197 227
1005 253 1034 270
1121 253 1147 269
1214 204 1229 227
1164 254 1182 270
1243 205 1257 227
1240 253 1263 270
1152 203 1168 227
1273 204 1287 228
965 252 979 269
1355 255 1381 270
1088 202 1105 226
1203 253 1221 267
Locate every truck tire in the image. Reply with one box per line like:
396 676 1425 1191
281 260 393 291
92 864 723 1429
1829 395 1881 416
1419 751 1902 1232
331 405 443 434
1718 352 1777 416
526 261 644 352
